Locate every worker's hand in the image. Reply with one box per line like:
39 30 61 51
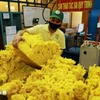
60 49 63 55
12 30 28 48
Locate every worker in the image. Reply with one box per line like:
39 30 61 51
12 10 66 51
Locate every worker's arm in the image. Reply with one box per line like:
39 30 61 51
12 30 29 48
12 25 39 48
60 49 63 55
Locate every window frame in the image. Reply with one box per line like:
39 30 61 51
0 0 50 12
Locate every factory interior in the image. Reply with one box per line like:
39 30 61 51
0 0 100 100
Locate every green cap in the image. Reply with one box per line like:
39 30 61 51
50 10 64 21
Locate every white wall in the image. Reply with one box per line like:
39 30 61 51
71 12 82 28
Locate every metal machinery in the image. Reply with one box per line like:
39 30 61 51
79 40 100 70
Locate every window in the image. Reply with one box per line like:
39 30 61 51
0 2 8 12
20 0 26 1
11 0 18 1
0 0 51 12
10 2 18 12
28 0 35 2
20 3 26 12
28 4 35 6
42 0 47 4
35 0 41 3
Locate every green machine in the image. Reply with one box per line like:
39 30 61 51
0 12 22 49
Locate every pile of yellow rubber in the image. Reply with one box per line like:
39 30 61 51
0 33 100 100
15 32 61 68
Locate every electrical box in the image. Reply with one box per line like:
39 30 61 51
0 12 22 49
79 40 100 70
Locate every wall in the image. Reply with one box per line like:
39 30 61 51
71 12 82 28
